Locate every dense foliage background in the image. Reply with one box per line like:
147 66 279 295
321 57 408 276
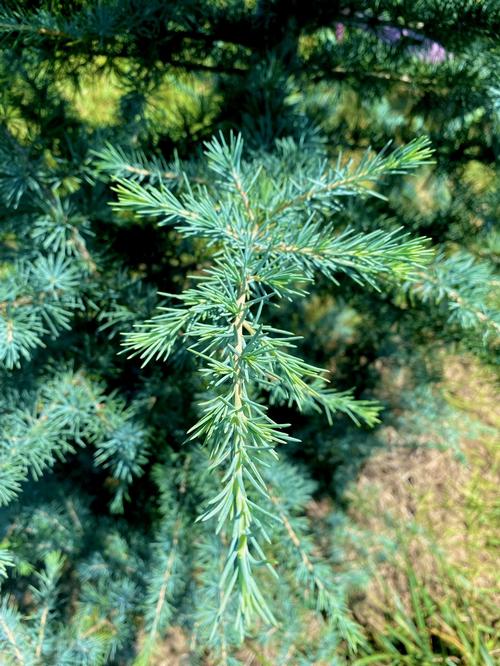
0 1 498 664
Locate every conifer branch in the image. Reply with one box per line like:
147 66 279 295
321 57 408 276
35 606 49 659
149 523 180 644
271 136 434 216
410 253 500 339
93 144 208 185
80 618 115 640
118 132 433 636
269 491 317 577
0 611 25 665
0 370 150 508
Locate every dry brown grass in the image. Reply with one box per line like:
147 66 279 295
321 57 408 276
349 355 499 629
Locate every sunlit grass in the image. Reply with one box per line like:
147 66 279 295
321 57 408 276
347 355 499 663
56 56 219 140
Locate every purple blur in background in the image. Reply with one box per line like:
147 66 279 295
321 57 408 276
335 22 447 64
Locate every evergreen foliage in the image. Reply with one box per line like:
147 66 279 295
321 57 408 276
0 1 498 663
